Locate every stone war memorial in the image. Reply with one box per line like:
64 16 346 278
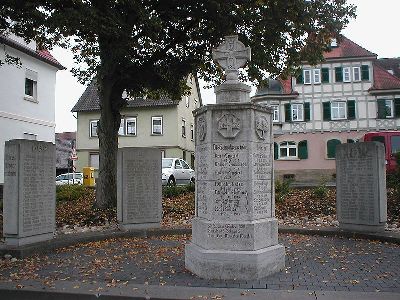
117 147 162 230
185 36 285 280
336 142 387 233
2 139 56 246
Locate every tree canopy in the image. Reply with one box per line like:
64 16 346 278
1 0 356 208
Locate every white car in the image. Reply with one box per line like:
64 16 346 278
162 158 195 185
56 172 83 185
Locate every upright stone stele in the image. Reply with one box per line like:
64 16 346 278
185 36 285 280
117 147 162 230
3 140 55 246
336 142 387 232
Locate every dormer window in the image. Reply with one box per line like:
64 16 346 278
330 38 338 47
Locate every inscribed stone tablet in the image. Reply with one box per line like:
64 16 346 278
117 148 161 227
336 142 387 227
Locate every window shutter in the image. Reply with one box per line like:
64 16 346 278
377 99 387 119
323 102 331 121
274 142 278 160
335 67 343 82
304 102 311 121
347 100 356 120
296 69 303 84
321 68 330 83
395 99 400 118
284 103 292 122
327 139 341 159
298 140 308 159
361 65 370 81
347 139 355 143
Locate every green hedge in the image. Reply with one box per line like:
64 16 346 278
162 184 195 198
56 184 91 202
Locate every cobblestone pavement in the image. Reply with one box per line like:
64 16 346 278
0 233 399 293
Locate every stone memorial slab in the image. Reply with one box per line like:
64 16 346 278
117 147 162 230
185 36 285 280
3 139 55 246
336 142 387 232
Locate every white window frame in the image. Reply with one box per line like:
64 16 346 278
303 70 312 85
343 67 351 82
182 118 186 138
331 101 347 120
125 117 137 136
313 69 321 84
353 66 361 82
190 124 194 140
185 96 189 108
272 105 279 122
90 120 99 137
385 99 394 118
151 116 163 135
24 69 38 102
118 119 124 136
291 103 304 122
279 141 297 159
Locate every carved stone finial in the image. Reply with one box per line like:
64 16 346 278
212 35 251 83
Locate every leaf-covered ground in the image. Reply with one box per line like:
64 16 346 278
0 187 399 237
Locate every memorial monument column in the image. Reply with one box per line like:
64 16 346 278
185 35 285 280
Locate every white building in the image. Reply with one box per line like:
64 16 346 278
0 34 64 185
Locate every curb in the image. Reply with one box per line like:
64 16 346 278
1 226 399 258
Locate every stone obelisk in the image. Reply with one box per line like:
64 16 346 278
185 35 285 280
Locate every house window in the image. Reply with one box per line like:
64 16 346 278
272 105 279 122
313 69 321 84
377 99 394 119
190 124 194 140
182 119 186 137
24 69 38 102
126 117 137 135
23 132 37 140
90 120 98 137
327 139 341 159
343 67 351 82
291 103 304 121
303 70 312 84
89 153 99 169
152 116 163 135
331 102 347 120
185 96 189 108
279 141 297 158
118 119 124 135
353 66 361 82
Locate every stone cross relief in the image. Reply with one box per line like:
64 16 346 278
212 35 251 82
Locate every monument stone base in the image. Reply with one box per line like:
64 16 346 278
339 222 385 233
118 222 160 231
185 243 285 280
4 232 54 247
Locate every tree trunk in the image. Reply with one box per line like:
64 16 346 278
94 77 123 209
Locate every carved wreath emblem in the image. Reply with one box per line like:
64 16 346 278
197 116 207 141
255 116 269 140
217 113 241 139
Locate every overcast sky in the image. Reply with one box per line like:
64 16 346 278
53 0 399 133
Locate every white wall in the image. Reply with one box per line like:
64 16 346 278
0 42 58 183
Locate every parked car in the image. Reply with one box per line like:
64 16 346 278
362 131 400 172
56 172 83 185
162 158 195 185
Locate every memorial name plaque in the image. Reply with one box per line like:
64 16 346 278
336 142 387 233
3 139 55 246
117 147 162 230
185 35 285 280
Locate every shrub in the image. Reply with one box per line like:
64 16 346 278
162 184 194 198
56 184 89 202
312 176 329 199
275 179 292 203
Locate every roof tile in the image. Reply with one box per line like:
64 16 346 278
323 36 376 60
370 63 400 91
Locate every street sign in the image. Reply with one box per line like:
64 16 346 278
70 148 78 161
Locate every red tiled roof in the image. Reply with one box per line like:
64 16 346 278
0 35 65 70
370 63 400 91
323 36 376 60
